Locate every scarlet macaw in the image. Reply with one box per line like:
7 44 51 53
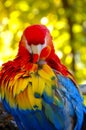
0 24 86 130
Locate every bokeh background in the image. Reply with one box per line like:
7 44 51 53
0 0 86 84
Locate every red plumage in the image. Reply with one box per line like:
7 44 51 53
24 24 49 45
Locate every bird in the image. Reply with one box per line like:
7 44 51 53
0 24 86 130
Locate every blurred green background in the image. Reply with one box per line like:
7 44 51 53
0 0 86 84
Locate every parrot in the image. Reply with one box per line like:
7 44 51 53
0 24 86 130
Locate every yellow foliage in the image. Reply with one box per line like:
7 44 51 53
83 95 86 105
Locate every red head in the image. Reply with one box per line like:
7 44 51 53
18 24 55 62
17 24 68 76
24 24 50 45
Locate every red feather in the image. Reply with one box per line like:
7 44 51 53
24 24 49 45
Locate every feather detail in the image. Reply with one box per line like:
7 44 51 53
57 74 84 130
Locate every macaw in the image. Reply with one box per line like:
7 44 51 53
0 24 86 130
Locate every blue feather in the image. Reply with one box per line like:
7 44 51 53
57 74 85 130
2 99 24 130
43 101 63 130
2 98 57 130
15 109 57 130
2 98 11 113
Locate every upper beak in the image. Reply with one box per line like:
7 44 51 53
31 44 51 62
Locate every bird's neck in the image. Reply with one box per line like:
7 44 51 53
46 52 68 76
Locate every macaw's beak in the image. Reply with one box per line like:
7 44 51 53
31 44 51 63
40 45 51 60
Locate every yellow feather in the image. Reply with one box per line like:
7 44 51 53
31 73 45 96
42 64 55 77
38 64 56 81
8 87 15 107
16 78 29 94
38 76 46 95
0 81 5 99
15 77 42 110
44 79 54 97
31 74 39 93
13 77 29 96
13 80 19 97
1 81 15 108
16 92 27 109
16 87 31 109
23 88 32 108
27 83 42 110
38 69 53 81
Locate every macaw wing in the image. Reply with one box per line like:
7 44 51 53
56 73 86 130
0 63 64 130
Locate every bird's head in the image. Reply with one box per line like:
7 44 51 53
18 24 55 63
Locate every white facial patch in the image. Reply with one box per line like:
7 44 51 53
31 42 48 55
24 36 32 53
31 44 41 55
25 35 48 56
